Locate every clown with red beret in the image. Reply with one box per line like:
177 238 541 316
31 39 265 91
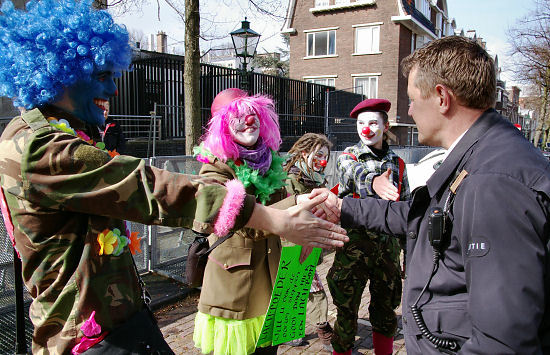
328 98 410 355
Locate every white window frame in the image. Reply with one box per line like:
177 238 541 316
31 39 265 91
314 0 329 7
352 73 380 99
305 28 337 58
415 0 430 19
304 75 336 87
411 33 417 53
353 22 382 55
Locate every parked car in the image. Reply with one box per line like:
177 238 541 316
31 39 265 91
406 149 447 191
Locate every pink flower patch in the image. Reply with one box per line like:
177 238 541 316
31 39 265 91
71 333 107 354
71 311 107 354
81 311 101 337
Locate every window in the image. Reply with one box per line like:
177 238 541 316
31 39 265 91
410 127 419 146
354 76 378 99
415 0 430 19
315 0 329 7
306 78 335 87
307 30 336 57
355 25 380 54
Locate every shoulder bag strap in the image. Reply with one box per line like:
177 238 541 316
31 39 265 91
205 232 234 254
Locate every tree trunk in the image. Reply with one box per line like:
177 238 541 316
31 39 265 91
540 68 550 148
184 0 201 155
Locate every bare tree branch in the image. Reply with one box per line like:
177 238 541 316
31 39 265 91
507 0 550 147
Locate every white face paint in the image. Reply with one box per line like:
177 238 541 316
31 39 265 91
356 111 386 149
229 112 260 147
302 145 329 172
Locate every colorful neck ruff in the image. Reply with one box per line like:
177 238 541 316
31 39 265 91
228 151 287 205
194 145 287 205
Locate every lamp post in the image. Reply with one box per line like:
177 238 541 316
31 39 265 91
230 17 261 91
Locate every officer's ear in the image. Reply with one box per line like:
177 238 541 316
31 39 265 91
435 84 453 115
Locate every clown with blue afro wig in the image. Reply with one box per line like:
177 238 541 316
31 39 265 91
0 0 131 125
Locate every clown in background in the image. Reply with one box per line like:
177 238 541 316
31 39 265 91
283 133 334 351
193 88 307 355
0 2 348 353
328 99 410 355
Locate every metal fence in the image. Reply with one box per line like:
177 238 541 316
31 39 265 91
110 51 351 142
0 213 33 354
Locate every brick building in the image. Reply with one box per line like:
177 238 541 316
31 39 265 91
282 0 456 145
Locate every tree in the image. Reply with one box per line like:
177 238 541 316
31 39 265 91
251 34 289 77
507 0 550 148
183 0 201 155
109 0 288 154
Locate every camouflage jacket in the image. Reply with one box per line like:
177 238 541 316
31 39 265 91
337 141 410 244
0 106 255 354
336 141 410 201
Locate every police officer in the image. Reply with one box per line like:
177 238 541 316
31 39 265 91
313 36 550 353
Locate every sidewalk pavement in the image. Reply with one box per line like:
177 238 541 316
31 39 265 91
153 251 407 355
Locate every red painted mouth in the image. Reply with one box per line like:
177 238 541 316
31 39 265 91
94 99 108 111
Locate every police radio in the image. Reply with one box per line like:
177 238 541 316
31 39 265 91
428 207 445 251
411 204 460 353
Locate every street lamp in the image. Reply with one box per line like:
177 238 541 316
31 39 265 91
230 17 261 91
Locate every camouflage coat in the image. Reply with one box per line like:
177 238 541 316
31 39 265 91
0 106 255 354
328 142 409 351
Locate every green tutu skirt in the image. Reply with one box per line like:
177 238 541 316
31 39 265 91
193 311 270 355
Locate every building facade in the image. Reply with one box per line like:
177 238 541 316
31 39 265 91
282 0 456 145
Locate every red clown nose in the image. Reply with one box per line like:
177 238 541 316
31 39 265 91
245 116 256 126
362 126 371 136
319 160 327 167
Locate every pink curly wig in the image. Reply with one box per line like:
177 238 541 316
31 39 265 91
200 93 281 162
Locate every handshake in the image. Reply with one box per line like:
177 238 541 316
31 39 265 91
245 188 347 252
296 188 343 225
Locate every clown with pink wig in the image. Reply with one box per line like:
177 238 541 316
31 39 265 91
192 88 296 355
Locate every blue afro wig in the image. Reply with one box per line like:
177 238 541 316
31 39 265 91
0 0 132 109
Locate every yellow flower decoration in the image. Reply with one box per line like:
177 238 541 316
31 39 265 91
47 118 76 136
97 229 118 255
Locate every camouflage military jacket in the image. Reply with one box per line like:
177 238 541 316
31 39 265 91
336 141 410 201
0 106 255 354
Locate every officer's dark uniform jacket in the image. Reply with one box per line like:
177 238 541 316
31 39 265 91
341 109 550 354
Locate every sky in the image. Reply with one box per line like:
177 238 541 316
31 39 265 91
110 0 288 55
111 0 534 86
446 0 534 86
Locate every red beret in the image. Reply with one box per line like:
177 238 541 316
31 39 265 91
211 88 248 116
350 98 391 118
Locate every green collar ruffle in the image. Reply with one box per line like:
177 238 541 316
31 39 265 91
228 151 288 205
193 145 287 205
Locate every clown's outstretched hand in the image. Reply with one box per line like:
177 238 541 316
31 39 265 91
246 193 348 249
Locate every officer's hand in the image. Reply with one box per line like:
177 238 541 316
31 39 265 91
309 188 342 224
246 194 348 249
